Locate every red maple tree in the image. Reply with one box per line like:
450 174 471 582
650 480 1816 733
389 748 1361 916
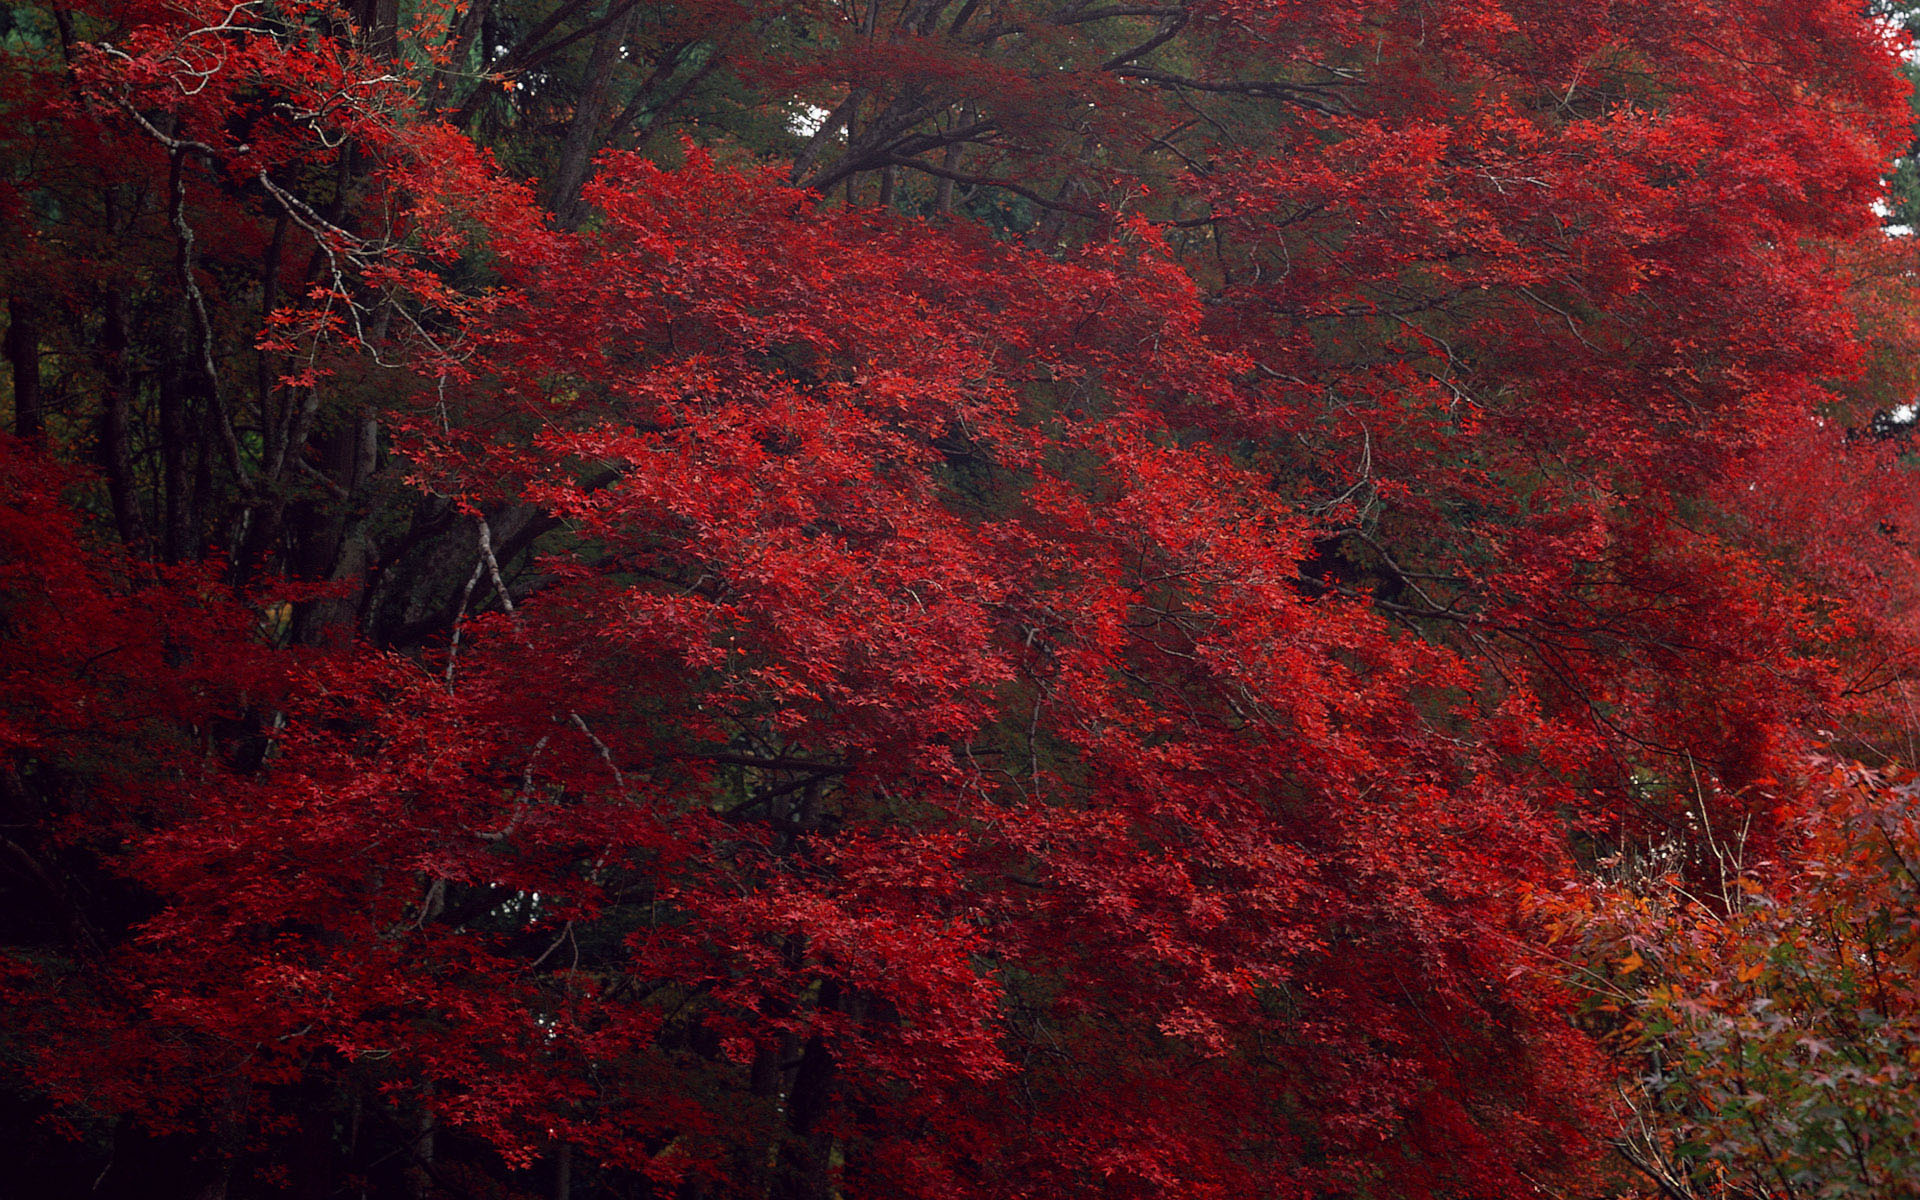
4 0 1920 1197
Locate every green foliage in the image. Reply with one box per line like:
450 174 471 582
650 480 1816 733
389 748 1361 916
1551 765 1920 1197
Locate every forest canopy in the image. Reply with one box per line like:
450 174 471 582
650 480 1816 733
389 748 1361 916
6 0 1920 1197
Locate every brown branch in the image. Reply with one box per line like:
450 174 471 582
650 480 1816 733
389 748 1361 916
1111 67 1350 114
1099 11 1187 69
876 155 1104 218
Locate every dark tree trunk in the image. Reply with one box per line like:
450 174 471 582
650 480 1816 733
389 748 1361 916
158 355 194 562
99 292 145 550
773 979 841 1200
6 296 43 440
546 3 639 229
289 410 382 647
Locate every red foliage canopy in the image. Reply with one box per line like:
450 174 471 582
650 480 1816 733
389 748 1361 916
3 0 1920 1197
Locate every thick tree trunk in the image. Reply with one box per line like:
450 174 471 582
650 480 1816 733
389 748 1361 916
353 0 399 58
546 3 639 229
406 1095 436 1200
294 1079 342 1200
771 1029 839 1200
5 296 43 440
99 292 145 549
158 354 194 561
192 1163 231 1200
258 212 288 474
289 411 383 647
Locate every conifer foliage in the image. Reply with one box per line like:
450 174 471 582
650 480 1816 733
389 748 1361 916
3 0 1919 1197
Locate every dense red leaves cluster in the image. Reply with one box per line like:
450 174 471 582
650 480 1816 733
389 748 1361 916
6 0 1920 1197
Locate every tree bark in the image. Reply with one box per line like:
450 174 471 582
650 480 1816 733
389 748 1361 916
546 3 641 229
100 291 145 549
159 352 194 561
5 296 43 440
